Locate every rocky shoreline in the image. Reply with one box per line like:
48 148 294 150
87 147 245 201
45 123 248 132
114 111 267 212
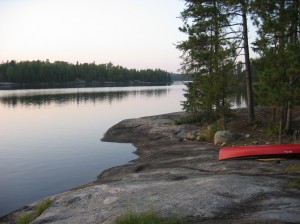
1 112 300 223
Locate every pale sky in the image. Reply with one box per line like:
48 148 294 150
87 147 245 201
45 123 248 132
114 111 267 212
0 0 186 73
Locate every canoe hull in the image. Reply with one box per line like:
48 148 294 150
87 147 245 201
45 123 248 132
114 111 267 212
219 144 300 160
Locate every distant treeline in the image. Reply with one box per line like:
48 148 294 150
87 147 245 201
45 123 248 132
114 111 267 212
171 73 192 81
0 60 172 84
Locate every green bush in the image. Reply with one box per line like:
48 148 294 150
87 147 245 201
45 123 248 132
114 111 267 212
204 122 223 141
115 210 184 224
174 115 202 125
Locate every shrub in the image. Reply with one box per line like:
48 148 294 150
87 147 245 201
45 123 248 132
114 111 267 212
174 115 202 125
204 122 223 141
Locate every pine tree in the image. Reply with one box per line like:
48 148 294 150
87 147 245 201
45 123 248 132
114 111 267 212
223 0 255 123
252 0 300 140
177 0 238 126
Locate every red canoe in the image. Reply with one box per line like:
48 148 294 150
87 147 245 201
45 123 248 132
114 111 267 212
219 144 300 160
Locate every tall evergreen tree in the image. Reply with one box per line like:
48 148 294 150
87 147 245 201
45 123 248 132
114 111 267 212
218 0 255 123
177 0 238 126
240 0 255 123
252 0 300 140
220 0 256 123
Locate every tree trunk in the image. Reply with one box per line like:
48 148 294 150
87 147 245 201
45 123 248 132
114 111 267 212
279 107 283 143
294 0 299 42
285 78 292 133
284 0 299 133
242 1 255 123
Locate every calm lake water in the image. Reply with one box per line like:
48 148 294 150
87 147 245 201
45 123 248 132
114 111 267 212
0 83 187 216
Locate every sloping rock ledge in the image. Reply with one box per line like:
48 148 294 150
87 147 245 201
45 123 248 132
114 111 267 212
1 112 300 224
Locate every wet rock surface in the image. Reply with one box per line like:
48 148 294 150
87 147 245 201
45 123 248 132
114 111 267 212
1 112 300 224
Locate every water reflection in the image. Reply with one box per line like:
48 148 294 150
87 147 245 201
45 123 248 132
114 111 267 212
0 87 168 107
230 87 247 108
0 85 182 217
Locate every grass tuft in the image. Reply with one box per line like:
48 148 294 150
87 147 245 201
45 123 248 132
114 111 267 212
16 213 32 224
285 164 300 173
285 165 300 188
16 198 52 224
35 197 52 216
287 180 300 188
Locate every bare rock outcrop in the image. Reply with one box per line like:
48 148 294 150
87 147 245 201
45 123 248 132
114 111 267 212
1 112 300 224
102 112 192 143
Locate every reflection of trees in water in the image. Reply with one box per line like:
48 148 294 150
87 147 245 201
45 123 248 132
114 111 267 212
0 89 168 107
230 86 246 108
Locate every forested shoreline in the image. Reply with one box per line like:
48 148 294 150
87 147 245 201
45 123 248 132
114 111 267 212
178 0 300 140
0 60 172 85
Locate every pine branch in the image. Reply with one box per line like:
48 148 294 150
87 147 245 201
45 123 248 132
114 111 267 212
274 31 295 39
